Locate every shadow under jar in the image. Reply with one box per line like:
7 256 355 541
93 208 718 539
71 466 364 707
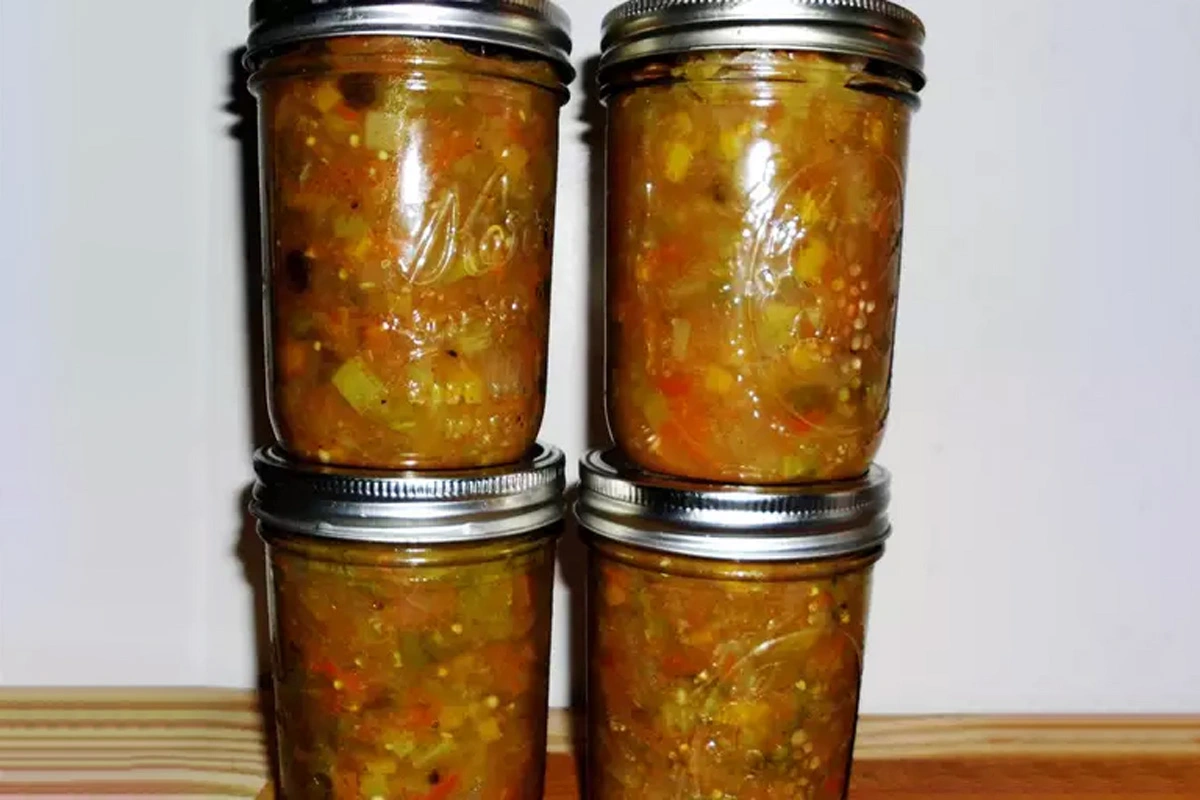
577 450 892 800
245 1 574 469
600 0 927 483
249 444 565 799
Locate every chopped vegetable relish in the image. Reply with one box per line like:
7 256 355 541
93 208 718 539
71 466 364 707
605 50 916 483
588 539 880 800
265 529 557 799
253 36 564 468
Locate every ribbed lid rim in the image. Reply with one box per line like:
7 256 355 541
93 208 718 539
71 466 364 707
250 443 566 544
576 450 891 561
599 0 925 90
246 0 575 80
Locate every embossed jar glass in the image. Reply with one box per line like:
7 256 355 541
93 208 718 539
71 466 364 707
251 444 566 799
246 1 573 469
601 0 926 483
577 450 891 800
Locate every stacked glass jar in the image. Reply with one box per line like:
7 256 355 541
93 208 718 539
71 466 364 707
578 2 926 798
242 1 574 796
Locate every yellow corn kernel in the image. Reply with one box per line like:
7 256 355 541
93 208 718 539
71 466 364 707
439 705 467 731
789 341 823 372
799 192 824 226
779 457 799 478
868 117 887 148
715 700 773 730
388 290 412 317
463 375 484 405
635 256 652 283
761 303 799 351
501 145 529 179
314 85 341 112
671 318 691 361
477 718 502 743
794 238 829 284
681 58 724 82
672 111 693 136
719 125 745 161
665 142 692 183
334 215 369 240
643 391 670 429
705 365 735 395
364 111 401 152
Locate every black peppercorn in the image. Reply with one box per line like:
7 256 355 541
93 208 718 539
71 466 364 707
284 250 312 293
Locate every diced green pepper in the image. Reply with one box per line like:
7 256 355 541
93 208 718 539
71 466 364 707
333 357 389 415
411 738 456 769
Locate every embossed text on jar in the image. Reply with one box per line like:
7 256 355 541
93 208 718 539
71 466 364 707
266 530 558 799
587 540 880 799
254 36 565 469
604 51 916 483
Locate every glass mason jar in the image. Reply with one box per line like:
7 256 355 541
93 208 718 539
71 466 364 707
600 0 926 483
250 444 565 799
245 1 573 469
577 450 891 800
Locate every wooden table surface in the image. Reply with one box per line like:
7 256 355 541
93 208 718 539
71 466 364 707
1 689 1197 798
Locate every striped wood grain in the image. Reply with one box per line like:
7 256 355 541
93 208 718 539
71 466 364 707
1 690 1196 797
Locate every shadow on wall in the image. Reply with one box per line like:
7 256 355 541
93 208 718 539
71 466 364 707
226 45 281 787
580 55 610 452
558 486 589 795
220 44 607 794
557 53 606 797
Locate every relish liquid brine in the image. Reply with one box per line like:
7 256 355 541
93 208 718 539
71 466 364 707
589 540 879 800
605 49 917 483
250 444 566 800
251 34 569 469
266 530 557 799
578 451 893 800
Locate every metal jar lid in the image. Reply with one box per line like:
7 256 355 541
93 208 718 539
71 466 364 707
600 0 925 90
577 450 890 562
246 0 575 80
250 443 565 544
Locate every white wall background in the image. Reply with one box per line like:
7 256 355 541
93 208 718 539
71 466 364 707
1 0 1198 713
